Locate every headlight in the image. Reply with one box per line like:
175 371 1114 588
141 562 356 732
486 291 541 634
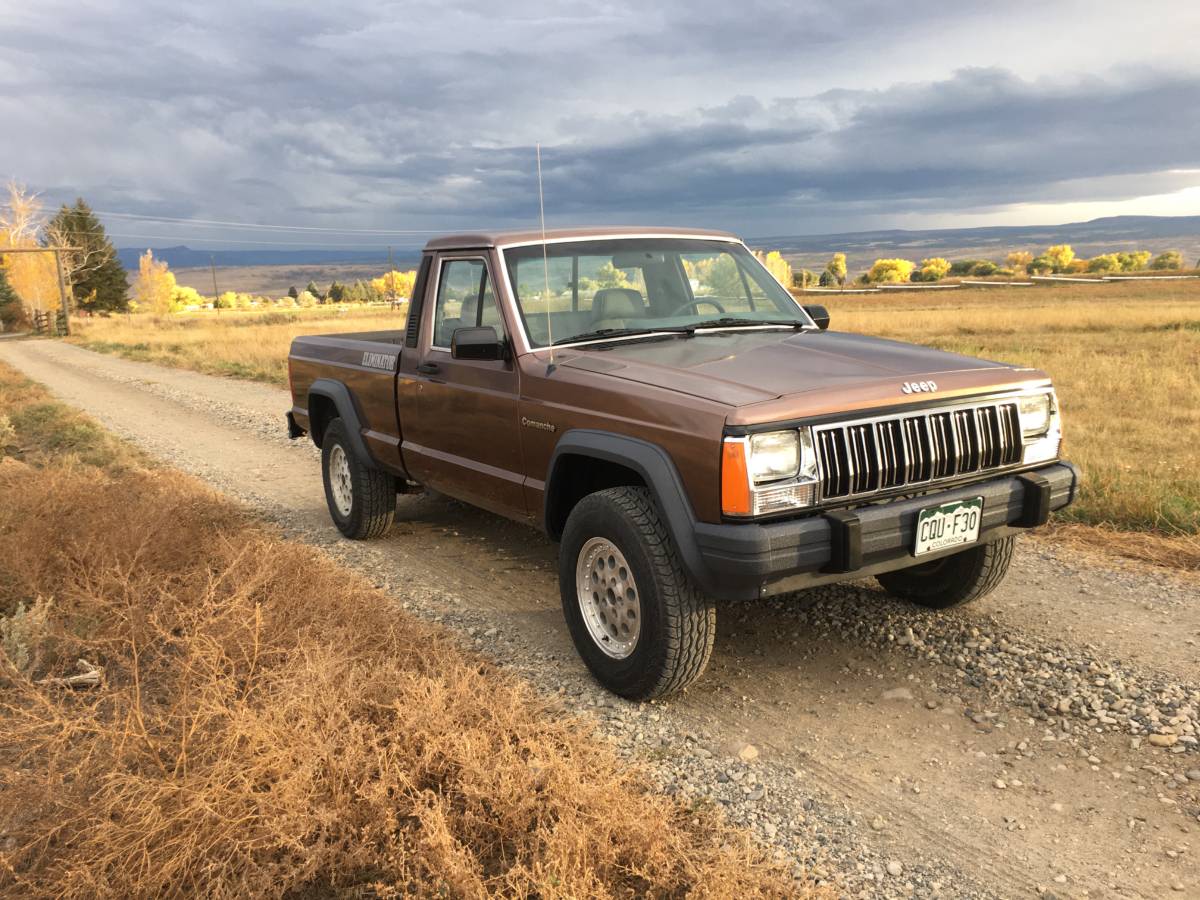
1021 391 1062 465
748 431 800 483
723 429 819 517
1018 393 1052 437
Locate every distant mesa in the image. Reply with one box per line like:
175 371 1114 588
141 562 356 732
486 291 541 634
115 245 408 271
115 214 1200 271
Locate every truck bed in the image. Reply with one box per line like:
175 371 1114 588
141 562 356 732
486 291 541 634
288 330 409 476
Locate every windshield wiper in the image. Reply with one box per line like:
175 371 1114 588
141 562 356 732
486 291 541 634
552 326 684 347
686 317 808 331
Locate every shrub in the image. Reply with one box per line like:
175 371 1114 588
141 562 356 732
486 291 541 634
1087 254 1123 273
948 259 983 276
1043 244 1075 273
917 257 951 282
1151 250 1183 270
0 596 53 673
0 414 14 457
1117 251 1151 272
825 252 847 287
1005 251 1033 273
867 258 915 283
968 260 998 277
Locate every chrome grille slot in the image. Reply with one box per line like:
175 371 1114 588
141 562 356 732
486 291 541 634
875 419 906 488
817 428 850 498
815 398 1026 501
846 423 879 494
929 412 955 479
953 408 981 473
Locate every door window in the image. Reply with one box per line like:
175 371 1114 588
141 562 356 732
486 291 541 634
432 258 503 349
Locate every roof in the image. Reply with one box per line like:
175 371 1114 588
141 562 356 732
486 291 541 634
423 225 740 251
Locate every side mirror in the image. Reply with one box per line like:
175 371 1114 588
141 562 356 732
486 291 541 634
803 304 830 330
451 326 505 361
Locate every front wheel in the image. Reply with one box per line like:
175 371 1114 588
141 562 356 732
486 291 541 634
558 487 715 699
321 417 395 539
876 536 1015 609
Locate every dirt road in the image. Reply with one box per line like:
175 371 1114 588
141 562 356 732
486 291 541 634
3 338 1197 898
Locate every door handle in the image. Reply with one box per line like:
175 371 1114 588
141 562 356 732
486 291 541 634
417 362 440 375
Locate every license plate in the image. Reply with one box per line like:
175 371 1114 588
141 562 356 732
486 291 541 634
914 497 983 557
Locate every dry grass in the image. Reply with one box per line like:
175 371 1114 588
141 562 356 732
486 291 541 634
0 366 143 471
0 363 814 899
820 279 1200 567
71 305 409 385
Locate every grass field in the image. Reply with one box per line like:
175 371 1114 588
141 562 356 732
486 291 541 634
819 279 1200 561
67 279 1200 564
0 361 809 897
73 305 410 383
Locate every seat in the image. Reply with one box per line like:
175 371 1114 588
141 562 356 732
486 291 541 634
590 288 646 330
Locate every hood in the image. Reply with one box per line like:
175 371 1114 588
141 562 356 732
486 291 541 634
551 329 1048 423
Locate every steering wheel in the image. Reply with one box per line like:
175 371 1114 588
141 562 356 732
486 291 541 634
667 298 727 317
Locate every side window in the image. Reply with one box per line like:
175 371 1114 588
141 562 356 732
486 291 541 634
432 258 504 349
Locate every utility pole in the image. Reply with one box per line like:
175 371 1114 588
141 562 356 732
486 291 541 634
53 249 71 335
210 255 220 313
387 245 396 306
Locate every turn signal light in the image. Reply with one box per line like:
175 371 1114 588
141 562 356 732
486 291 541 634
721 439 752 516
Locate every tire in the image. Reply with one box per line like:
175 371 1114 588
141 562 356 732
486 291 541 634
558 486 715 699
320 417 395 540
876 536 1015 610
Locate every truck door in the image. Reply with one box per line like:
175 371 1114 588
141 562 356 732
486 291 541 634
403 253 527 520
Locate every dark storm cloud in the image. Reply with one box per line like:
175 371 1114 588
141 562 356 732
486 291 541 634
1 0 1196 241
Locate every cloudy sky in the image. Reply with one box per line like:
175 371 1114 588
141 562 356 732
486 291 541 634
3 0 1199 248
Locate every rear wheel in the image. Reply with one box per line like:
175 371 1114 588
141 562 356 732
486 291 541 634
559 487 715 699
321 417 395 539
876 536 1015 609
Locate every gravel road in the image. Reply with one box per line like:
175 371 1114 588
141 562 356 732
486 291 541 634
3 338 1198 898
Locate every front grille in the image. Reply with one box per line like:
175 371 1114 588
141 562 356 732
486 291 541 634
816 400 1022 501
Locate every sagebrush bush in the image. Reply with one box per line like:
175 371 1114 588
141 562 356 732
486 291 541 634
0 415 13 457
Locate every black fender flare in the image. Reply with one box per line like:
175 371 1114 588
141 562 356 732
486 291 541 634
307 378 376 466
545 429 718 595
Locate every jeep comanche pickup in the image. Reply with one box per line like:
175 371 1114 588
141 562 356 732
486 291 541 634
287 227 1077 698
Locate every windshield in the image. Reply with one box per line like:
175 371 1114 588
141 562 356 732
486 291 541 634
501 238 810 348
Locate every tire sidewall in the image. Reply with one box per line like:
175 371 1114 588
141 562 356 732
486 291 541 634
559 494 668 697
321 419 363 537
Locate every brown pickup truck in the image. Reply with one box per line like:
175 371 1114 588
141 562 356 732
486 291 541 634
287 227 1076 698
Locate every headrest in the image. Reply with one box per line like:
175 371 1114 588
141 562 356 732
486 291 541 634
459 294 479 325
592 287 645 320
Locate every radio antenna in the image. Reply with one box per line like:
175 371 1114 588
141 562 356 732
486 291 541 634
536 143 554 363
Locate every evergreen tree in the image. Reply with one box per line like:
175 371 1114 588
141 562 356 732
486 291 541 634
45 199 128 313
305 280 323 302
328 281 345 302
0 265 25 332
287 285 299 299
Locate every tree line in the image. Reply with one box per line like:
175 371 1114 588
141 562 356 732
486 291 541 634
0 181 420 326
791 245 1191 288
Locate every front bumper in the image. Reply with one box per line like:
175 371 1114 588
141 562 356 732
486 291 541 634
689 461 1078 600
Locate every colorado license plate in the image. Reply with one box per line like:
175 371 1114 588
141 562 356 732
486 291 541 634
914 497 983 557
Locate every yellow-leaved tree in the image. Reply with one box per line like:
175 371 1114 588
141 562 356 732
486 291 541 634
1005 251 1033 274
371 269 417 300
826 252 847 287
918 257 951 281
754 250 793 288
1043 245 1075 273
134 250 177 314
867 258 916 283
0 182 59 314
